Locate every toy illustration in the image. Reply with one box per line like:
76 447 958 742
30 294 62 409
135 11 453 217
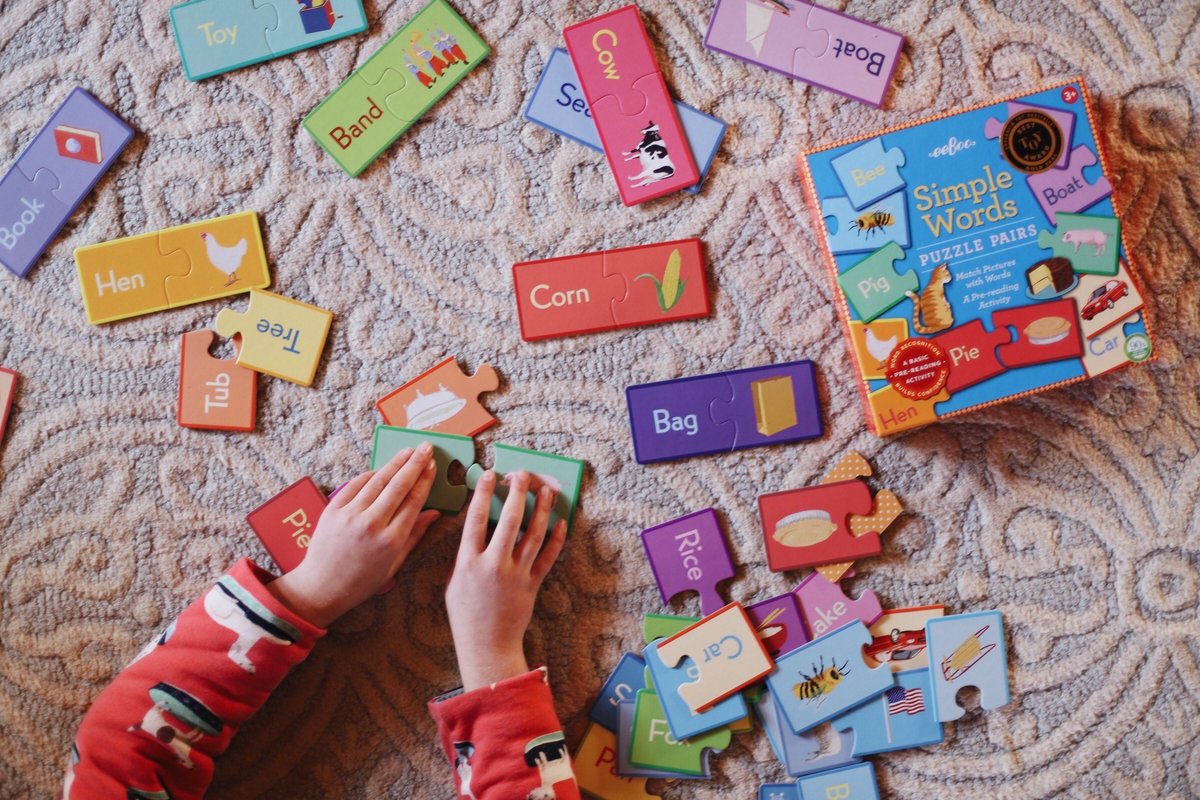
214 289 333 386
128 682 223 768
296 0 341 35
203 575 301 673
924 610 1010 721
376 357 500 436
177 330 257 432
640 509 736 615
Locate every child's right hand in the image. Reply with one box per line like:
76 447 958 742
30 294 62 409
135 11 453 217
445 470 567 691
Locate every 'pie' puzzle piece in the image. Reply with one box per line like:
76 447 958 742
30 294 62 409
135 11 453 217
371 425 475 513
376 357 499 436
759 479 877 572
830 137 906 209
628 690 730 777
794 572 882 640
993 296 1083 369
1025 145 1113 224
214 289 332 386
815 451 904 582
589 653 647 733
830 667 944 755
641 509 736 615
573 722 662 799
925 610 1010 721
178 329 257 432
655 603 774 713
643 636 747 741
837 241 919 322
1036 212 1121 276
754 688 857 777
465 443 585 534
930 319 1011 394
246 477 328 573
983 100 1077 169
822 190 910 255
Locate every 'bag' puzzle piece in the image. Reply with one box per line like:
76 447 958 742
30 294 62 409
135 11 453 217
0 368 17 448
822 190 910 254
710 360 823 450
836 241 919 322
372 425 475 512
747 592 808 659
1036 211 1121 277
831 667 944 755
574 723 662 799
464 443 585 534
643 637 747 741
755 688 857 777
759 479 877 572
590 653 647 733
866 605 944 672
376 357 499 436
178 330 257 431
628 690 729 777
794 572 882 640
655 603 774 713
796 761 879 800
641 508 735 615
617 700 709 779
925 610 1010 721
1025 145 1113 224
215 289 332 386
246 477 328 573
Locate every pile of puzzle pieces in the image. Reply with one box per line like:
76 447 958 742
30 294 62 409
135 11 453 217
576 452 1011 798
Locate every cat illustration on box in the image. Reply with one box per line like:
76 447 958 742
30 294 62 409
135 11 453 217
905 263 954 334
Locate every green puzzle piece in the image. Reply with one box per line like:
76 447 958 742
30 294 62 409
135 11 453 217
371 425 475 513
303 0 490 176
836 241 919 322
629 689 731 775
642 614 700 645
464 444 585 534
1036 212 1121 276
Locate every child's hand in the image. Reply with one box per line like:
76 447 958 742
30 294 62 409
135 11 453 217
268 444 441 627
445 470 567 691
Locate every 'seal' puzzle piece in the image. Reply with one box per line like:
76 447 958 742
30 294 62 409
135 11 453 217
464 443 585 534
983 100 1077 169
0 88 133 278
376 357 499 436
643 637 747 741
830 138 906 209
1036 211 1121 277
837 241 918 322
246 477 328 573
796 761 879 800
747 592 809 659
1026 145 1113 224
759 479 877 572
993 296 1083 369
794 573 882 640
215 289 332 386
178 330 257 431
372 425 475 513
754 689 857 778
590 653 648 733
830 667 944 755
628 690 729 777
814 451 904 583
655 603 774 713
574 723 662 800
930 319 1010 394
0 368 17 449
925 610 1010 721
866 605 944 672
641 508 736 616
822 190 910 255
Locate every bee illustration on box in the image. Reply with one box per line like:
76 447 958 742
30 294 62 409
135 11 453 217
792 655 850 705
851 207 896 239
941 625 996 681
625 122 677 188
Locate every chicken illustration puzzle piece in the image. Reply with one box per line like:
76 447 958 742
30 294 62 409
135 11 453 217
617 700 710 779
822 190 910 255
814 451 903 582
178 330 257 431
759 479 878 572
654 603 774 713
754 689 858 778
837 241 919 323
930 319 1011 394
1025 145 1113 224
376 357 499 436
794 573 882 640
464 443 585 534
796 762 879 800
371 425 475 512
983 100 1077 169
747 592 809 659
993 297 1083 369
246 477 329 573
830 667 944 756
847 318 905 380
574 723 663 800
924 610 1010 722
830 138 906 209
643 636 747 741
0 368 17 449
589 653 648 733
628 690 730 777
1036 211 1121 276
641 509 736 615
215 289 332 386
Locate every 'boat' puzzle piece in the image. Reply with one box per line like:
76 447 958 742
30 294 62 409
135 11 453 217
641 509 735 615
983 100 1077 170
1025 145 1113 224
376 357 499 436
643 636 747 741
866 605 944 672
822 190 910 255
589 653 648 733
464 443 585 534
747 592 809 659
759 479 877 572
830 138 906 209
573 723 662 800
710 360 823 451
993 296 1083 369
796 761 879 800
1036 211 1121 277
0 368 17 449
930 319 1011 394
754 688 858 778
794 572 882 640
654 603 774 713
924 610 1010 721
178 330 257 432
372 425 475 512
215 289 332 386
245 477 328 573
836 241 918 322
830 667 944 755
628 690 729 777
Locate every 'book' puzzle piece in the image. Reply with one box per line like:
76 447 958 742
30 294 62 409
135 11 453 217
376 357 499 436
759 479 877 572
747 592 808 659
215 289 332 386
590 653 647 733
755 688 858 777
1025 145 1113 224
822 190 910 254
655 603 774 713
641 509 735 615
794 572 882 640
643 637 747 741
866 605 944 672
372 425 475 512
628 690 729 777
178 330 257 431
0 368 17 449
1036 211 1121 277
464 443 585 534
246 477 328 573
796 761 879 800
573 723 662 799
836 241 919 322
925 610 1010 721
830 667 944 755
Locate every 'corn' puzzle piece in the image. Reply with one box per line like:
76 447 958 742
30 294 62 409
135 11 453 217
925 610 1010 722
830 667 944 755
372 425 474 512
796 761 879 800
848 318 908 380
628 690 730 776
376 357 499 436
993 296 1083 369
617 700 710 779
655 603 774 713
246 477 328 573
837 241 918 323
574 723 662 800
0 368 17 449
866 605 944 672
794 573 882 640
178 330 257 431
606 240 711 331
643 637 747 741
643 613 700 644
755 688 857 777
590 653 647 733
747 592 808 659
215 289 332 386
822 190 910 254
759 479 877 572
464 443 585 534
1036 212 1121 277
641 509 736 616
983 101 1077 169
930 319 1011 394
830 138 906 209
1025 145 1113 224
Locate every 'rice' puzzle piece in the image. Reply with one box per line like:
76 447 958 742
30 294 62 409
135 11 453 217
866 605 944 672
376 357 499 436
796 762 879 800
983 100 1077 169
523 48 726 196
644 637 747 740
830 667 944 755
215 289 332 386
0 368 17 448
178 330 257 431
0 88 133 278
1036 211 1121 277
703 0 903 108
836 241 919 323
74 211 270 325
822 190 910 254
813 451 904 582
590 653 647 733
514 239 709 341
925 610 1010 721
372 425 475 512
628 690 729 777
574 723 662 799
303 0 488 176
641 508 735 615
1025 145 1113 224
563 6 699 205
747 592 808 659
654 603 774 713
794 572 882 640
755 688 857 777
766 620 895 734
465 443 585 534
626 360 822 464
170 0 368 81
246 477 328 573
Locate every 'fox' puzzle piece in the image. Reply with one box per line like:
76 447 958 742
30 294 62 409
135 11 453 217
376 357 499 436
246 477 328 573
767 620 895 735
759 479 878 572
794 573 882 640
983 100 1077 169
655 603 774 713
641 509 735 616
930 319 1011 394
215 289 332 386
574 723 662 800
755 688 857 778
796 761 879 800
836 241 918 322
372 425 474 512
590 653 648 733
993 296 1083 369
747 592 808 659
617 701 708 779
628 690 729 777
830 667 944 755
643 637 747 741
925 610 1010 721
830 138 906 209
178 330 257 431
0 368 17 449
1025 145 1113 224
643 613 700 644
464 443 585 534
822 190 910 255
1036 212 1121 277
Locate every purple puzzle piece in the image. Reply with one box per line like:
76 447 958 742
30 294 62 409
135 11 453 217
747 592 809 659
1026 145 1113 224
794 572 883 640
0 168 69 278
709 360 823 450
626 374 736 464
641 509 735 615
983 101 1077 169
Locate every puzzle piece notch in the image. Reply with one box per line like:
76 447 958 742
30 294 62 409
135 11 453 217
463 443 585 534
574 723 663 800
924 610 1010 722
656 603 775 713
214 289 333 386
830 138 906 210
814 485 903 583
641 509 735 615
794 572 882 640
372 425 476 513
160 211 270 308
74 226 187 325
836 241 918 322
1035 211 1121 277
1026 145 1113 224
830 667 945 756
178 329 257 431
983 100 1078 169
376 357 500 436
642 636 748 741
709 360 823 450
628 690 730 777
759 479 879 572
822 190 911 255
867 384 950 436
605 239 711 330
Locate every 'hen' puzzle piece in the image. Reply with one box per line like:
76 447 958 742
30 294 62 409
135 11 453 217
868 384 949 436
303 0 489 176
836 241 918 322
759 479 878 572
464 443 585 534
847 318 907 380
617 701 708 779
372 425 474 512
925 610 1010 721
822 190 910 255
246 477 328 573
1026 145 1113 224
983 101 1077 169
513 239 709 341
178 330 257 431
0 88 133 278
376 357 499 436
767 620 894 735
830 138 906 209
641 509 735 615
524 48 727 196
643 637 747 740
796 762 879 800
170 0 368 81
655 603 774 713
74 211 270 325
0 368 17 449
993 297 1083 369
1036 211 1121 277
866 605 944 672
215 289 332 386
794 573 882 640
563 6 699 205
704 0 903 108
814 451 904 583
747 592 808 659
590 653 648 733
930 319 1011 394
628 690 729 777
831 667 944 755
574 723 662 800
755 688 858 777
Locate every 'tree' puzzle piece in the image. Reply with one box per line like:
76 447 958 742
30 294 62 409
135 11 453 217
983 100 1077 169
303 0 489 176
640 508 735 615
1026 145 1113 224
563 6 699 205
246 477 328 573
755 688 857 777
376 357 499 436
747 592 809 659
925 610 1010 722
628 691 730 777
178 330 257 431
523 48 727 195
822 190 910 254
643 637 747 740
766 620 895 734
574 723 662 799
993 296 1083 369
930 319 1011 394
831 667 944 755
215 289 332 386
794 573 882 640
1036 211 1121 277
464 443 585 534
656 603 774 713
372 425 474 512
830 138 906 210
0 88 133 278
796 761 879 800
866 605 944 672
0 368 17 448
759 479 877 572
590 653 647 733
837 241 918 322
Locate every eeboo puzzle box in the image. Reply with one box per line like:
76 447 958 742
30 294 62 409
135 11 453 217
798 78 1153 436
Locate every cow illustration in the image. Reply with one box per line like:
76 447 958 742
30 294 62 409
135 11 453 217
624 122 676 188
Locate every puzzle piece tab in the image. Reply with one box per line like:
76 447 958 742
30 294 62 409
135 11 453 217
574 723 662 800
993 297 1083 368
796 761 879 800
710 360 823 450
1026 145 1113 224
215 289 332 386
372 425 474 512
162 211 272 309
656 603 774 713
1036 211 1121 277
0 367 17 449
831 667 944 755
925 610 1010 721
169 0 276 80
830 138 906 209
815 452 903 583
930 319 1011 394
747 592 809 659
246 477 328 573
590 653 648 733
464 443 585 534
178 329 257 431
641 509 735 615
822 190 910 255
837 242 918 322
626 372 736 463
755 689 858 777
260 0 369 64
643 636 748 741
794 573 882 639
759 479 878 572
628 690 730 776
376 357 499 436
983 100 1077 169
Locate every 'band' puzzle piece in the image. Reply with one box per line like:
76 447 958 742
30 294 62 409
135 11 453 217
710 360 823 451
924 610 1010 722
848 318 908 380
372 425 474 513
246 477 328 573
755 689 857 778
747 592 808 659
761 785 799 800
628 690 729 777
796 761 879 800
822 190 910 255
303 0 488 176
616 701 708 779
655 603 774 713
641 509 736 615
759 480 877 572
178 330 257 432
1036 212 1121 277
794 573 882 640
376 357 499 436
830 138 906 209
836 241 918 322
766 620 895 734
563 6 699 205
590 653 648 733
831 667 944 755
215 289 332 386
1025 145 1113 224
0 88 133 278
464 443 585 534
574 723 662 800
0 368 17 449
983 101 1077 169
643 613 700 644
930 319 1011 394
866 605 944 672
993 297 1083 369
643 637 747 741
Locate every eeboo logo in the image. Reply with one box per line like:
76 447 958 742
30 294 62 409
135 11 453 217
928 136 975 159
1124 333 1152 362
592 29 619 80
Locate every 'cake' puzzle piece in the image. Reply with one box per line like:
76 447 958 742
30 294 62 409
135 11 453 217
866 605 944 672
464 443 585 534
796 761 879 800
178 330 257 432
822 190 910 255
641 509 736 615
643 636 747 741
573 723 663 799
754 688 857 777
590 653 648 733
983 100 1077 169
246 477 328 573
993 296 1083 369
930 319 1011 394
1036 212 1121 276
830 667 944 755
747 592 808 659
924 610 1010 721
759 478 878 572
372 425 475 512
215 289 332 386
628 690 730 777
830 138 906 209
1026 145 1113 224
654 603 774 713
376 357 499 436
0 368 17 449
836 241 918 322
794 573 882 640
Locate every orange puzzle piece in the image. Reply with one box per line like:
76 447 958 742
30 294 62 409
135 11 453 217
376 358 499 436
177 330 257 432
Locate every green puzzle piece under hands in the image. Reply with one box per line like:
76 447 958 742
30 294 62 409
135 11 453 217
464 443 585 535
629 689 731 776
371 425 475 512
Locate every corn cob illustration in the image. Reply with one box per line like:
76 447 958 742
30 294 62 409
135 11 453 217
636 248 686 312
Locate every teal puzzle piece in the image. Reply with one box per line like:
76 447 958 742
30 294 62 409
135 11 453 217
830 137 905 210
1036 212 1121 276
836 242 918 322
371 425 475 512
464 443 585 534
822 190 910 255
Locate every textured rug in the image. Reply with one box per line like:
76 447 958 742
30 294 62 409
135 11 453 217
2 0 1198 797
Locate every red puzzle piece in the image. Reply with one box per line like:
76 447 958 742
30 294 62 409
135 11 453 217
246 477 328 573
994 297 1083 368
931 319 1010 393
759 479 878 572
606 239 710 329
0 367 17 448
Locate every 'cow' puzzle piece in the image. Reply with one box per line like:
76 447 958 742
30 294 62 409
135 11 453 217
376 357 499 436
574 722 662 800
655 603 774 713
643 636 747 741
822 190 910 255
246 477 328 573
1026 145 1113 224
755 688 858 778
866 605 944 672
628 690 730 777
641 509 736 616
606 239 711 331
837 241 918 322
830 138 906 210
759 479 877 572
925 610 1010 722
0 368 17 449
831 667 944 755
1036 211 1121 277
794 573 882 640
930 319 1011 394
590 653 647 733
178 330 257 432
616 701 708 779
372 425 474 512
215 289 332 386
993 296 1083 369
710 360 823 451
796 761 879 800
464 443 585 534
983 101 1077 169
161 211 272 309
747 592 808 659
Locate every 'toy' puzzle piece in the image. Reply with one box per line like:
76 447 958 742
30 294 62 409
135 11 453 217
1036 211 1121 277
640 509 736 615
215 289 332 386
836 242 918 322
376 357 500 436
177 329 257 432
655 603 775 713
372 425 475 512
925 610 1010 722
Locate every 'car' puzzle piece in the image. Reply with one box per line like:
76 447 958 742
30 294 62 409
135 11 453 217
836 241 918 322
1036 211 1121 277
574 722 662 799
169 0 275 81
747 592 809 659
655 603 774 713
161 211 272 309
796 761 879 800
830 667 944 755
709 360 823 451
215 289 332 386
930 319 1011 394
1079 310 1150 377
641 508 736 616
925 610 1010 721
376 357 499 436
794 572 882 640
606 239 711 330
0 368 17 449
464 443 585 534
1025 145 1113 224
626 372 736 463
178 329 257 432
590 653 647 733
866 605 944 672
822 190 910 255
759 479 877 572
983 100 1077 169
993 296 1083 369
246 477 328 573
628 690 729 777
830 138 906 209
1069 270 1144 341
372 425 475 512
643 636 747 741
754 688 857 777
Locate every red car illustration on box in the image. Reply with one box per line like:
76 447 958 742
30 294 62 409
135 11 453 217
866 627 927 664
1081 280 1128 321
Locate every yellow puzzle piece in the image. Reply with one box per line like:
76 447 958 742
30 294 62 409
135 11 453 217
573 724 661 800
215 290 333 387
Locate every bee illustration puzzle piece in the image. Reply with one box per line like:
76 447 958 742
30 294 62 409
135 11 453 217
0 368 17 449
654 603 774 713
924 610 1010 721
836 241 919 323
754 688 858 777
796 761 879 800
1025 145 1113 224
161 211 271 309
759 479 877 572
628 690 729 777
178 330 257 431
372 425 475 512
589 653 648 733
822 191 910 255
464 443 585 534
605 239 711 330
993 296 1083 369
830 667 944 755
573 723 663 800
830 138 906 209
643 637 747 741
215 289 332 386
709 360 823 449
641 509 736 616
983 100 1077 169
1036 211 1121 277
246 477 328 573
376 357 499 436
794 572 882 640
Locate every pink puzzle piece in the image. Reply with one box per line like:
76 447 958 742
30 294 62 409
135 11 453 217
983 101 1077 169
794 572 883 639
1026 145 1113 224
994 297 1083 368
931 319 1010 393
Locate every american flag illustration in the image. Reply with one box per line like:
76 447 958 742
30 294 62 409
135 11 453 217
886 685 925 715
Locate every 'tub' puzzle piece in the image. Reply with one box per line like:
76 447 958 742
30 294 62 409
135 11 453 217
983 100 1077 169
178 330 257 431
759 479 878 572
993 297 1083 369
822 190 910 255
830 138 906 209
246 477 328 573
629 690 730 777
0 367 17 449
755 688 857 777
574 723 662 799
794 572 882 640
464 443 585 534
376 357 499 436
655 603 774 713
796 761 879 800
1036 212 1121 277
372 425 475 512
215 289 332 386
747 592 809 659
830 667 944 755
590 653 648 733
641 509 736 615
1025 145 1113 224
837 241 918 322
644 636 747 741
925 610 1010 722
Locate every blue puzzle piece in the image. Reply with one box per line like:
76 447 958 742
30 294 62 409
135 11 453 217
797 762 879 800
755 688 858 777
836 241 919 322
616 701 709 779
766 621 895 734
830 668 944 755
830 137 905 210
644 637 747 740
589 653 647 733
822 190 910 254
925 610 1010 722
761 785 800 800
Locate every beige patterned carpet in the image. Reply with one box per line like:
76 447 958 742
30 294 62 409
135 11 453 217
2 0 1199 797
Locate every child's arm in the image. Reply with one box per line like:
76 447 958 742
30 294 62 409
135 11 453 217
428 470 581 800
64 445 439 800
